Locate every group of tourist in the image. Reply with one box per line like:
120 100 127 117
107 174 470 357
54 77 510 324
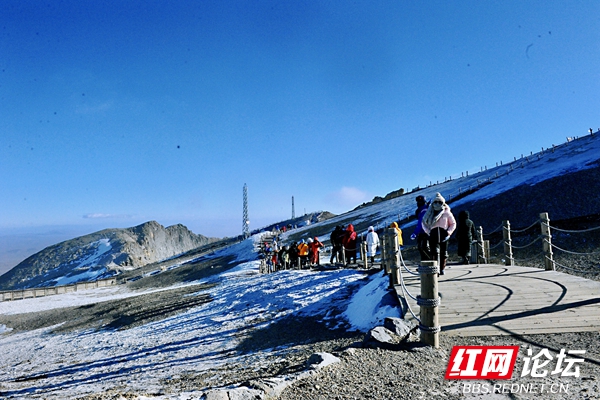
261 236 325 271
260 191 476 275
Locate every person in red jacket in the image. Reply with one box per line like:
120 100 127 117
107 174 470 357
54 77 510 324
308 237 324 265
342 224 358 265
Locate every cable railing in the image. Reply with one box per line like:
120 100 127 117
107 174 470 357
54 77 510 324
478 212 600 276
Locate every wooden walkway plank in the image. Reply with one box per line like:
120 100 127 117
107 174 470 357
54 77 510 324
394 263 600 337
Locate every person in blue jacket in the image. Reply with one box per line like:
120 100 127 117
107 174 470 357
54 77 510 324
411 195 431 261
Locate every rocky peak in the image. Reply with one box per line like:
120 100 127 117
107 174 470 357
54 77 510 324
0 221 218 290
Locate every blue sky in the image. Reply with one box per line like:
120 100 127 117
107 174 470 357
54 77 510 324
1 1 599 270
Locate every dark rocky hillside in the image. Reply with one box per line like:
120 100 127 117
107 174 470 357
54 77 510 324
452 162 600 231
0 221 218 290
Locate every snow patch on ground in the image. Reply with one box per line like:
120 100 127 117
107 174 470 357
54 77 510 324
344 273 401 331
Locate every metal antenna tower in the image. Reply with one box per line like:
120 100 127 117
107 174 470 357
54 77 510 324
291 196 295 219
243 184 249 238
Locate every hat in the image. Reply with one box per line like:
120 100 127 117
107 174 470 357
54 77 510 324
433 192 445 204
368 226 374 232
416 195 425 203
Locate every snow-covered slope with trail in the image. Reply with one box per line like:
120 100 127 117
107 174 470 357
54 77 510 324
0 235 399 399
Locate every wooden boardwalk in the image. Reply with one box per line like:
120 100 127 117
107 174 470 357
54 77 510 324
395 263 600 337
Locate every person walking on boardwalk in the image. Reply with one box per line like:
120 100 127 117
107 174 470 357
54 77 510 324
411 195 431 261
365 226 380 265
342 224 358 265
456 210 476 264
422 192 456 275
329 225 344 264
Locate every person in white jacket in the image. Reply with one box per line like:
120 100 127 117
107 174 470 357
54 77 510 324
365 226 380 265
422 192 456 275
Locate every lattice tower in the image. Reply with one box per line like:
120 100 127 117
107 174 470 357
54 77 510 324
243 184 249 238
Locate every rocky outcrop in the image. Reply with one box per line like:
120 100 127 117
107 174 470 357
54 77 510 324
0 221 217 290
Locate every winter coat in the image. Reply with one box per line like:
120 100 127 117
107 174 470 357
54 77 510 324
422 205 456 237
330 226 344 249
297 242 309 257
413 203 429 236
343 224 357 251
389 222 404 247
366 230 380 257
309 237 324 264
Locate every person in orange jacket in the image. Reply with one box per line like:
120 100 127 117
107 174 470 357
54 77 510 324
308 237 324 265
297 240 309 268
389 221 403 247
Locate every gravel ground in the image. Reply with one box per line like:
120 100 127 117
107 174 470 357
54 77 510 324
276 331 600 400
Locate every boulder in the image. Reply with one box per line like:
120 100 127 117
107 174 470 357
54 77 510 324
306 352 341 370
363 326 400 350
384 317 416 341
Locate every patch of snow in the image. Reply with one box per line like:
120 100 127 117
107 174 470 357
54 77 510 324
77 238 112 267
54 267 108 286
0 284 197 315
343 273 401 331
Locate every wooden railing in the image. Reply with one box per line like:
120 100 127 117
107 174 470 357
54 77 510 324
0 277 119 301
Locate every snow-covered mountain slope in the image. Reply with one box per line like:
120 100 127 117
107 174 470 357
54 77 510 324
285 133 600 241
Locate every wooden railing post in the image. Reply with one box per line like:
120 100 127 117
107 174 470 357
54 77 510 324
418 260 440 348
387 228 400 289
381 234 388 274
362 241 368 269
540 212 555 271
473 226 484 263
503 220 514 266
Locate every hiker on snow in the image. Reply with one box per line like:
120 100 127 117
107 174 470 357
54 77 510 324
329 225 344 264
309 237 324 265
288 241 299 269
297 240 309 268
342 224 358 265
422 192 456 275
365 226 379 265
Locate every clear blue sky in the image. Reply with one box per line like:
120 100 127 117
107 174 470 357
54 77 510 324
1 1 599 268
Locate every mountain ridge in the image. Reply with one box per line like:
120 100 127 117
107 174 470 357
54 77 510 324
0 221 218 290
